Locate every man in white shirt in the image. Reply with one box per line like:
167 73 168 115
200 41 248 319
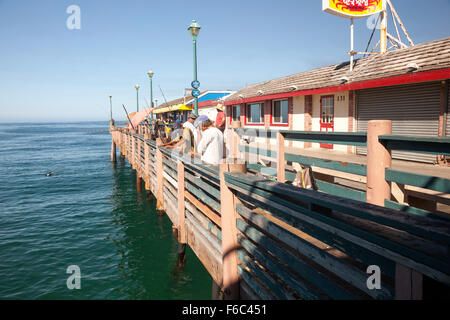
183 113 199 148
197 119 224 165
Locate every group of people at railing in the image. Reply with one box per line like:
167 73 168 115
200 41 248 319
146 112 226 166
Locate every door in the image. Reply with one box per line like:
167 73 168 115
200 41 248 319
356 82 441 163
320 95 334 149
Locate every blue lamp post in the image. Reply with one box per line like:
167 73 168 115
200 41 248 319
188 20 201 116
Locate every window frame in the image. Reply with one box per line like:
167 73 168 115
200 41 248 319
319 95 335 128
270 99 289 127
231 105 240 122
245 102 265 126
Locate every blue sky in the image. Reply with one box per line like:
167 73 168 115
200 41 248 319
0 0 449 122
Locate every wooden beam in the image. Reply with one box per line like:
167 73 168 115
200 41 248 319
276 132 285 183
219 162 246 300
156 139 164 211
185 190 221 228
178 161 187 244
144 134 150 190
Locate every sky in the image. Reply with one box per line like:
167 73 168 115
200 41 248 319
0 0 449 122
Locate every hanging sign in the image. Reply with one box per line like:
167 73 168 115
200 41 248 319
191 80 200 89
322 0 385 19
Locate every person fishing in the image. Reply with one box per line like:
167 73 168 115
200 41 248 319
196 119 224 165
162 113 197 155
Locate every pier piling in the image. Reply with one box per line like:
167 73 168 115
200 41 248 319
110 120 117 163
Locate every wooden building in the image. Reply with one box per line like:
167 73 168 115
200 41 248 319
223 37 450 164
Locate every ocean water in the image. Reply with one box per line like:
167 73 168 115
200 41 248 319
0 122 211 299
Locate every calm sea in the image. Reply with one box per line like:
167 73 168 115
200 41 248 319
0 121 211 299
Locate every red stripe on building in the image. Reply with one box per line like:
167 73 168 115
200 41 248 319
224 68 450 106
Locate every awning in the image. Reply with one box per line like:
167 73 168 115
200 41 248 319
152 104 192 114
126 107 155 129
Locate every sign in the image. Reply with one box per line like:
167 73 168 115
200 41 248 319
322 0 384 19
184 88 193 96
191 89 200 98
191 80 200 89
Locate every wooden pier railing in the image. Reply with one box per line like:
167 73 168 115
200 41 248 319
233 122 450 218
109 123 450 300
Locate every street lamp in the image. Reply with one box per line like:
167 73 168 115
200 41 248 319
147 69 154 124
188 19 201 116
135 84 140 112
109 95 113 121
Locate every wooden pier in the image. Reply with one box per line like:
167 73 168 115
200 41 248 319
109 122 450 300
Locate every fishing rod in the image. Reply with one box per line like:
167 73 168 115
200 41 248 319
159 85 168 104
144 98 152 119
122 104 135 130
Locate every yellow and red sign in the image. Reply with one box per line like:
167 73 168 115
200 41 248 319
322 0 385 18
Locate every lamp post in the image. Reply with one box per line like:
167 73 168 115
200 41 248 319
109 95 113 121
147 70 154 124
135 84 140 112
188 20 201 116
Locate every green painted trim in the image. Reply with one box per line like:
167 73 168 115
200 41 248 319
239 145 277 158
385 169 450 194
240 145 367 176
280 131 367 147
247 163 366 202
285 153 367 176
385 200 450 222
379 135 450 156
315 180 366 202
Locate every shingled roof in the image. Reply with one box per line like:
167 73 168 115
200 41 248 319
154 96 189 109
225 37 450 103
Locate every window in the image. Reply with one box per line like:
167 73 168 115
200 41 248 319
320 96 334 125
246 103 264 124
272 99 288 125
232 105 240 121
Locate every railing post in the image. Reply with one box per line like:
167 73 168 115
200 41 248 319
177 160 186 243
120 131 125 158
220 162 246 300
277 132 285 183
144 134 151 190
366 120 392 206
127 133 130 160
156 139 164 211
132 135 136 170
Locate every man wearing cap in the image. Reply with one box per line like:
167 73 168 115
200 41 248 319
163 113 197 154
215 105 226 132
